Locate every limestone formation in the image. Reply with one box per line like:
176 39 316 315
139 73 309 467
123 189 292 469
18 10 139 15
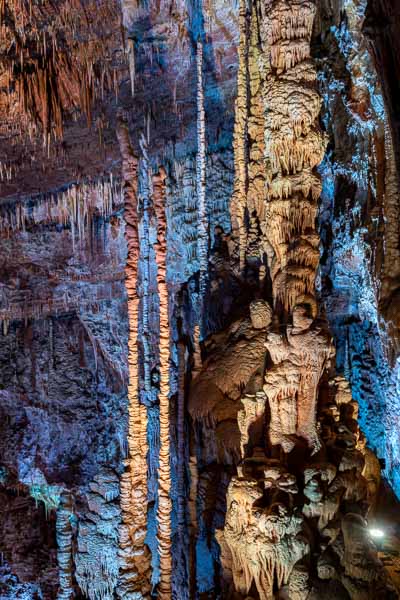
56 494 74 600
1 0 400 597
237 393 267 458
196 39 208 310
153 167 173 599
249 300 273 330
216 476 308 600
215 0 396 598
116 122 151 598
264 307 334 453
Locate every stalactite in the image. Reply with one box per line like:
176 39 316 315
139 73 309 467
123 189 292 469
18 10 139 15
116 121 151 599
152 167 172 599
0 177 120 237
128 38 136 98
0 0 119 153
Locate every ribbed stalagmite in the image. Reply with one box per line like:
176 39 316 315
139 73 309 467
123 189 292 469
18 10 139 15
230 0 249 270
56 494 74 600
153 168 173 599
116 122 151 598
196 40 208 303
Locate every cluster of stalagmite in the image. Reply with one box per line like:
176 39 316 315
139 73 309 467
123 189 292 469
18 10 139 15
216 358 391 598
215 1 395 598
116 123 173 597
153 168 173 599
116 122 151 598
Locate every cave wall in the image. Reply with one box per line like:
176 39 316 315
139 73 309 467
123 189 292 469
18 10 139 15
0 183 128 598
315 0 400 495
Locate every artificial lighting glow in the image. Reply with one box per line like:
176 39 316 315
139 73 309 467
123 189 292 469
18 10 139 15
369 528 385 539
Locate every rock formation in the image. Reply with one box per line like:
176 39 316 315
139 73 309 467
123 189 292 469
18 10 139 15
0 0 400 597
213 0 397 597
117 122 152 598
153 167 173 599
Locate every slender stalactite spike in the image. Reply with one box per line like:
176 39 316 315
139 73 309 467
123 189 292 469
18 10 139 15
128 38 135 98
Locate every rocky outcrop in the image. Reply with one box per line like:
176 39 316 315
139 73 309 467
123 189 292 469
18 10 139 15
0 175 128 598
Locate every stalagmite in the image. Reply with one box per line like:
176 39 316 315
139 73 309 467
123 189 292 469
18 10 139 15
383 121 400 283
237 392 267 458
196 39 208 316
176 342 186 535
152 167 172 599
56 493 74 600
139 135 153 396
116 121 151 598
230 0 249 270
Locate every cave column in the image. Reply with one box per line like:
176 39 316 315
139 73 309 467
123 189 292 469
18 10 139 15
116 122 152 598
153 167 173 599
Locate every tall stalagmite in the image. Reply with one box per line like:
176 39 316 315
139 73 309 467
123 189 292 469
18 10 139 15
196 38 208 330
116 122 151 598
153 168 173 599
